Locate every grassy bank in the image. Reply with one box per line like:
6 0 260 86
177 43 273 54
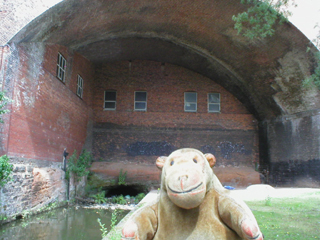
246 192 320 239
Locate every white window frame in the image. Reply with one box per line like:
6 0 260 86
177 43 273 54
208 93 221 113
104 90 117 110
77 75 83 98
134 91 147 111
184 92 197 112
56 52 66 82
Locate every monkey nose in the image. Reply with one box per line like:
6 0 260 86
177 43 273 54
178 175 188 190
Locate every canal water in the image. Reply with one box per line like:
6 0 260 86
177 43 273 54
0 207 128 240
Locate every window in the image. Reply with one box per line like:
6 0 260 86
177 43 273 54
56 52 66 82
77 75 83 98
134 91 147 111
184 92 197 112
104 90 117 110
208 93 220 112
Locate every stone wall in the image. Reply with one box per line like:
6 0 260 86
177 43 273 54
264 110 320 187
0 157 70 221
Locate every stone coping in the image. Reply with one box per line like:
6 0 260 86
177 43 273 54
103 185 320 239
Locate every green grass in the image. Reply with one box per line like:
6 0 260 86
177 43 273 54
246 192 320 240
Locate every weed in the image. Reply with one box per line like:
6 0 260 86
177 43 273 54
265 196 272 206
97 209 122 240
0 155 13 187
92 191 107 204
112 195 127 205
135 193 146 204
118 169 127 186
97 218 108 238
65 150 92 182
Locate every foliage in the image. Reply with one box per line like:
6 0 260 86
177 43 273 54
264 196 272 206
111 195 127 205
134 193 146 204
97 209 122 240
0 155 13 187
118 169 127 186
233 0 296 39
92 191 107 204
0 91 10 123
247 194 320 239
97 218 108 238
65 150 92 181
302 52 320 89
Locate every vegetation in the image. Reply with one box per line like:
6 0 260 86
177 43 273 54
232 0 296 40
0 155 13 187
134 193 146 204
0 91 10 123
118 169 127 186
111 195 127 205
92 191 107 204
246 193 320 239
65 150 92 181
234 0 320 90
97 209 122 240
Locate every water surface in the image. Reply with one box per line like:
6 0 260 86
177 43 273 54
0 207 128 240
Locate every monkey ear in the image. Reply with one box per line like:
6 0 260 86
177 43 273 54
204 153 216 168
156 156 167 170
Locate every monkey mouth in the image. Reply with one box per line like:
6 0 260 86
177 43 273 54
168 182 203 194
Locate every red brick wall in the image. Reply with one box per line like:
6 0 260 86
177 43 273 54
6 43 94 161
93 60 255 129
92 60 258 166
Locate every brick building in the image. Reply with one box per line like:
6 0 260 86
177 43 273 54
0 0 320 219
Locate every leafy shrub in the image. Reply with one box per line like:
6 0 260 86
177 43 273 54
112 195 127 205
135 193 146 204
66 150 92 181
0 155 13 187
92 191 107 204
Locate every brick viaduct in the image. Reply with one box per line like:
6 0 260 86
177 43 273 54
0 0 319 219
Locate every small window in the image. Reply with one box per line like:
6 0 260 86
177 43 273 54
184 92 197 112
104 90 117 110
77 75 83 98
56 52 66 82
208 93 220 112
134 91 147 111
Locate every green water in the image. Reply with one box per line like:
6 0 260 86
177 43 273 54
0 207 128 240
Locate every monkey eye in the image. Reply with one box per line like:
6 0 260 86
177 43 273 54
193 158 197 163
170 160 174 166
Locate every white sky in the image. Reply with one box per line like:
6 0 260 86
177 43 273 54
288 0 320 43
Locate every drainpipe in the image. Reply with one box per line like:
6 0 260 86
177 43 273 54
62 148 69 200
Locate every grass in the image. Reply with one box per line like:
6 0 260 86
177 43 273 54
246 192 320 240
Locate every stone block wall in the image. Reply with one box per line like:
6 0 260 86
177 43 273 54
0 158 69 220
264 110 320 187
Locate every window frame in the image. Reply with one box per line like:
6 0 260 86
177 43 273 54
56 52 66 82
208 93 221 113
134 91 147 111
104 90 117 110
184 92 197 112
76 74 83 99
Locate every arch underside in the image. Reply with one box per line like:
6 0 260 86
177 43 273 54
6 0 320 187
9 0 320 121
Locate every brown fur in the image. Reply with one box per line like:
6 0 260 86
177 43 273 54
122 148 263 240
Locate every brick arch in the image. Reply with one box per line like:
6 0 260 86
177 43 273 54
2 0 320 186
8 0 319 120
